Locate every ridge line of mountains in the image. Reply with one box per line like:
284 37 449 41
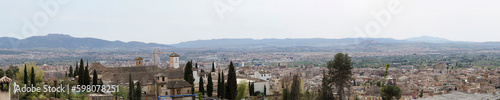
0 34 495 49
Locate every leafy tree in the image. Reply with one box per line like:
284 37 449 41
207 72 213 97
319 70 332 100
376 81 382 87
6 68 13 78
327 53 353 100
93 69 98 85
5 66 18 79
380 64 401 100
199 76 205 96
236 81 248 100
129 74 134 100
380 85 401 100
290 74 301 100
112 86 129 99
226 61 237 100
211 62 215 72
17 62 44 84
0 69 4 77
136 82 142 100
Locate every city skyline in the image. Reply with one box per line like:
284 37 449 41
1 0 500 44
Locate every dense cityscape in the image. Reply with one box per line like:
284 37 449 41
2 0 500 100
1 39 500 100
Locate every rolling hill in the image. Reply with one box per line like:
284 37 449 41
0 34 172 49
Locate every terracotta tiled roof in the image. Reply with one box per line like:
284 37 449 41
100 65 159 85
0 76 12 83
155 70 184 79
89 62 108 73
167 80 193 89
169 52 179 57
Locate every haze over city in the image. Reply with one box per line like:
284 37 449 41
3 0 500 100
2 0 500 44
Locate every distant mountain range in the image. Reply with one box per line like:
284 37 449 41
0 34 171 49
0 34 487 49
404 36 454 43
171 36 464 48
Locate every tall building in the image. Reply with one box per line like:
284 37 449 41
170 53 180 69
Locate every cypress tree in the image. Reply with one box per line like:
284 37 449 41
69 65 73 77
74 62 78 78
200 76 205 96
85 65 90 85
79 59 84 84
207 72 213 97
419 90 423 98
248 82 252 96
290 74 301 100
136 82 142 100
31 67 36 86
217 72 221 98
282 88 289 100
211 62 215 72
23 64 28 85
189 74 194 95
195 63 198 69
252 82 255 96
263 85 267 96
93 69 98 85
184 61 193 82
129 74 134 100
226 61 237 100
250 82 255 96
221 71 225 99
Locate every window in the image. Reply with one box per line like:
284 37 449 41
187 90 190 93
161 85 163 87
162 77 165 81
166 92 168 95
177 89 181 94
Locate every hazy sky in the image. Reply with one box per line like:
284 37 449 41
1 0 499 44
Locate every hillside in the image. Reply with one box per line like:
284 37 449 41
0 34 171 49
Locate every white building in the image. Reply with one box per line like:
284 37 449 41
254 71 271 81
